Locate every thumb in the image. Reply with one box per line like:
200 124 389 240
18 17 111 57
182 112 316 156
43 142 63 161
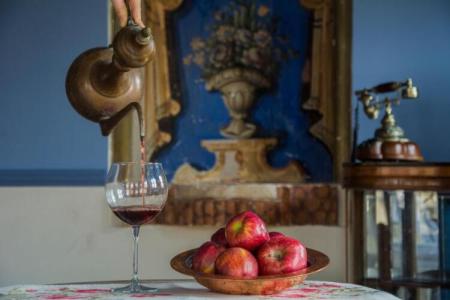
128 0 145 27
111 0 128 27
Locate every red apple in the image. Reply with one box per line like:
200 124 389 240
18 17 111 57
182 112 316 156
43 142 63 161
192 241 225 274
215 247 258 279
211 227 228 246
269 231 284 239
225 211 269 251
257 236 307 275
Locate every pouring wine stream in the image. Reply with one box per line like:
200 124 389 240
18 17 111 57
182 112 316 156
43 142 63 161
140 128 146 206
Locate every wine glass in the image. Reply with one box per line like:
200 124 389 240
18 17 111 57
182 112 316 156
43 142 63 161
105 162 168 293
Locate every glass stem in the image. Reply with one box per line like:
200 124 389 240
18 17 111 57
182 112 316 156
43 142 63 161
131 225 140 290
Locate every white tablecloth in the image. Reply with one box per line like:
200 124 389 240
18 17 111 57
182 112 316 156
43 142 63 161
0 280 400 299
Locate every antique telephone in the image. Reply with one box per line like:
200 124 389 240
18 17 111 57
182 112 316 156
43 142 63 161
65 18 155 138
354 78 423 161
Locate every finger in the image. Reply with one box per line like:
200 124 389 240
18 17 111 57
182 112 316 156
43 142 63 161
128 0 145 27
111 0 128 27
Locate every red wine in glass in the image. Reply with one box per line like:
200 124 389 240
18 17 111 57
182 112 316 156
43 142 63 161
112 205 161 226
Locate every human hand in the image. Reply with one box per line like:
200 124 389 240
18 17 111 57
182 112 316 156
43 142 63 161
111 0 144 27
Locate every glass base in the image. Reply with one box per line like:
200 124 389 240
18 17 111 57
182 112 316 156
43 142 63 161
113 282 158 294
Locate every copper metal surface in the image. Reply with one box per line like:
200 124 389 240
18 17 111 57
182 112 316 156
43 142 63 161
170 247 329 295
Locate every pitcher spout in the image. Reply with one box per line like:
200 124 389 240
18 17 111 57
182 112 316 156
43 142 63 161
99 102 145 137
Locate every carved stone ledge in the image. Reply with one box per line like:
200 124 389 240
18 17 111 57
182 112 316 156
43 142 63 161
173 139 306 184
155 183 340 226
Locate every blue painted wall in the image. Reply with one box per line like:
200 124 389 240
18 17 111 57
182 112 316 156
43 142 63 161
156 0 332 182
0 0 108 175
353 0 450 161
6 0 448 184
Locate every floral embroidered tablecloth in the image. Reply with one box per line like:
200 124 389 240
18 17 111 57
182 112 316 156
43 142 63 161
0 280 399 300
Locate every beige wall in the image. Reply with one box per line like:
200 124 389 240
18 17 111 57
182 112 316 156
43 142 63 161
0 187 346 287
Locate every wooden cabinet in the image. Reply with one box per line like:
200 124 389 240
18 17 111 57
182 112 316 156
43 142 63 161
344 163 450 300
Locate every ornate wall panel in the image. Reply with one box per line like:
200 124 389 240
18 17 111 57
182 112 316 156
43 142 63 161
110 0 351 225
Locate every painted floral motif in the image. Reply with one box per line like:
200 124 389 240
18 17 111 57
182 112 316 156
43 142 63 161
0 281 399 300
269 282 384 299
0 286 172 299
184 0 298 79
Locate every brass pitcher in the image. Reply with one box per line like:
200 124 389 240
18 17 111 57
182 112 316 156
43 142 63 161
65 24 155 137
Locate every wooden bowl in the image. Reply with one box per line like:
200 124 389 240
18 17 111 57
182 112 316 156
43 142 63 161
170 247 329 295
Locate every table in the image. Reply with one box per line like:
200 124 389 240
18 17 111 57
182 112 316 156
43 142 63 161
0 280 400 299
